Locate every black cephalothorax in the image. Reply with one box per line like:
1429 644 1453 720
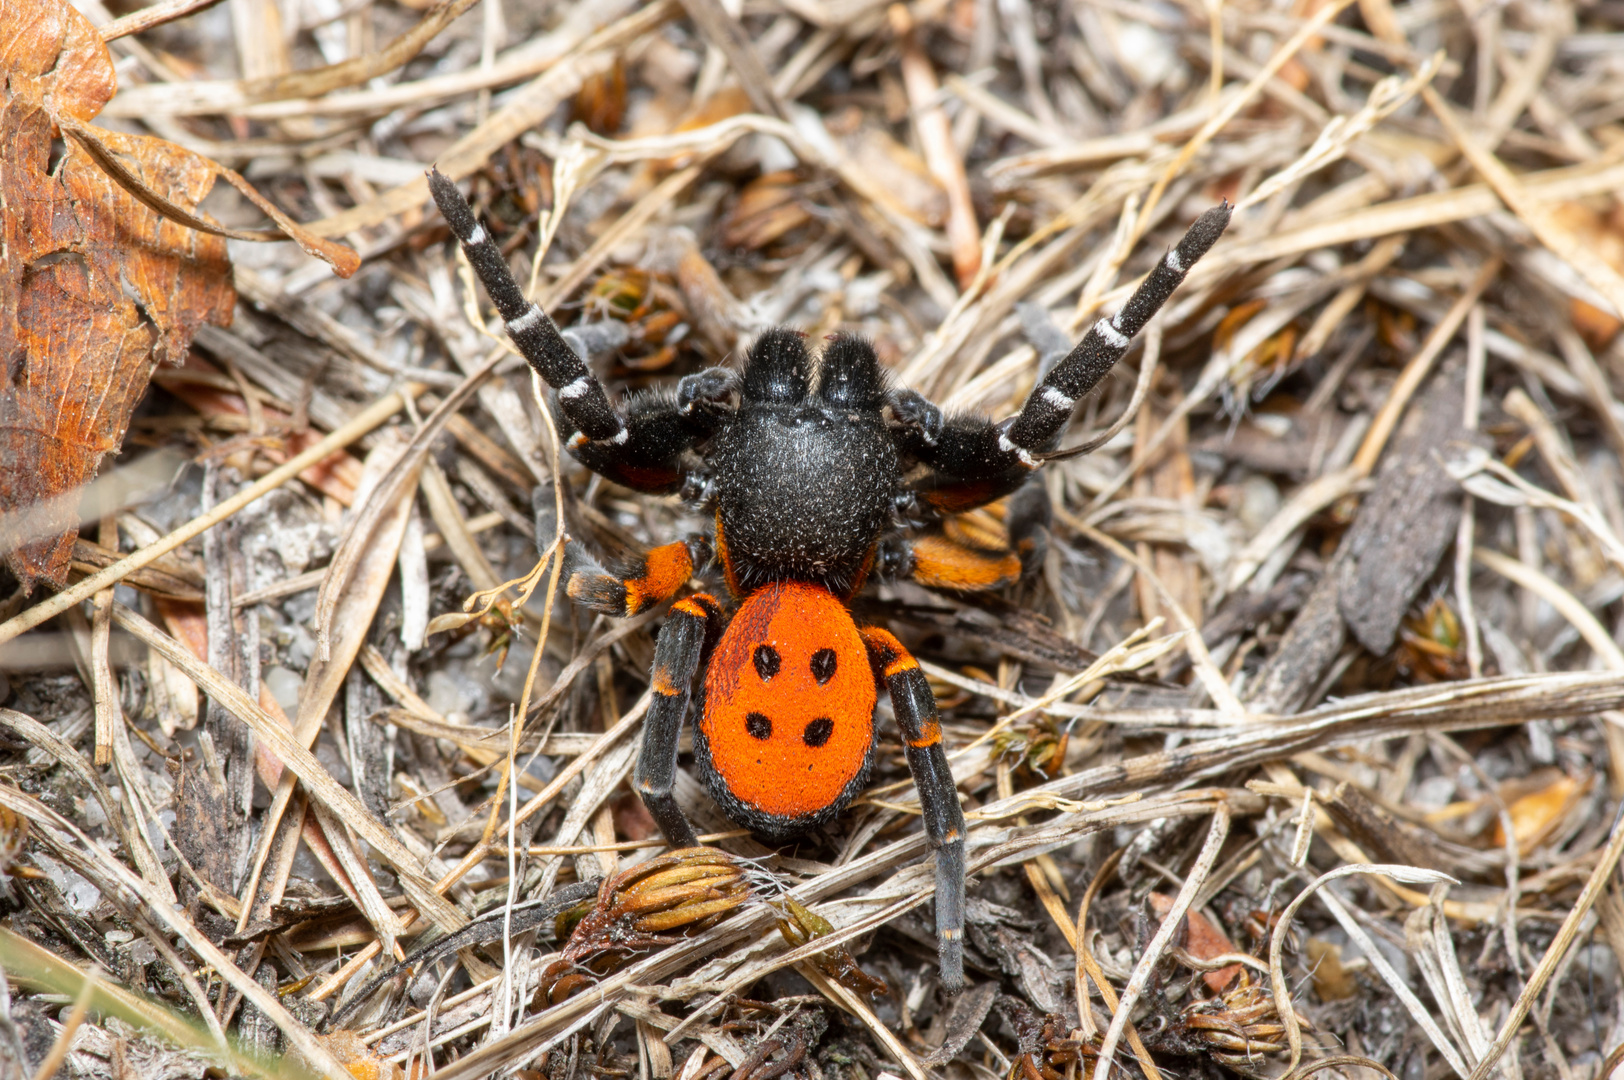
429 168 1230 992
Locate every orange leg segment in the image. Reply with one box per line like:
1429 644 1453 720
896 479 1051 595
906 534 1024 593
563 536 710 617
534 482 711 618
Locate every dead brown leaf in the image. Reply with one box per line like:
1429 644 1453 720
1550 201 1624 348
1304 937 1358 1001
318 1031 406 1080
830 111 948 229
0 0 231 589
0 0 358 591
1489 771 1591 854
718 171 817 251
573 57 628 135
1149 891 1244 992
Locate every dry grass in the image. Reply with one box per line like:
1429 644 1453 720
3 0 1624 1079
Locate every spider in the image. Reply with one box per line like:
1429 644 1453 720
428 168 1230 992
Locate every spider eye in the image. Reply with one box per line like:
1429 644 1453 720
753 645 780 680
745 713 772 740
802 717 833 747
810 648 837 684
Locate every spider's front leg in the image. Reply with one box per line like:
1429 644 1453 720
430 169 738 480
1007 203 1231 454
569 369 738 494
893 204 1231 515
430 168 625 443
860 627 967 993
636 594 724 848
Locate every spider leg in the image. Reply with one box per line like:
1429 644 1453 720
534 487 711 617
891 205 1230 515
1007 204 1230 454
636 594 724 848
887 481 1050 593
430 168 626 443
900 533 1023 592
860 627 966 993
429 169 740 465
896 408 1043 516
571 372 736 495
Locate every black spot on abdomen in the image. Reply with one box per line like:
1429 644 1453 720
803 717 833 747
746 713 772 739
810 648 837 684
753 644 780 680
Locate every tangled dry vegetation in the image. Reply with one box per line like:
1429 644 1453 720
4 0 1624 1077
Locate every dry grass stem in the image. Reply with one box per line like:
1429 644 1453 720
7 0 1624 1076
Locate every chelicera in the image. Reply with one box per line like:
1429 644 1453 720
428 168 1230 992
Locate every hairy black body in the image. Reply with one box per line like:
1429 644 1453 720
708 332 899 597
427 167 1231 993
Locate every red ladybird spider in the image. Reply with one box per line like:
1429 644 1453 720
428 168 1230 992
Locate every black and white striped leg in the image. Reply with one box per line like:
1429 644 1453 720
428 168 625 445
899 204 1230 514
905 413 1035 515
860 626 967 994
570 370 739 494
1006 203 1231 452
635 594 723 849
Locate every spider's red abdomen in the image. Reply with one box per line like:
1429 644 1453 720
697 581 876 834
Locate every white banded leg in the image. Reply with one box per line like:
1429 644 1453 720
1006 202 1232 453
427 168 625 444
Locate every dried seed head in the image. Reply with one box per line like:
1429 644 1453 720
535 849 754 1006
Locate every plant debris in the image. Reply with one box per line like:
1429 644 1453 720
2 0 1624 1078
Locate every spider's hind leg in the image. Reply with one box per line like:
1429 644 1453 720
533 486 711 618
860 627 966 993
637 593 724 848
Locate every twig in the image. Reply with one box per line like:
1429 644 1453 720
1075 524 1245 717
891 5 980 288
1134 0 1359 237
110 603 467 931
1426 89 1624 321
1466 802 1624 1080
309 696 649 1001
675 0 788 119
1269 864 1459 1072
0 389 412 648
0 789 351 1080
1472 549 1624 667
99 0 225 39
304 5 674 238
1092 803 1231 1080
1351 256 1501 476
